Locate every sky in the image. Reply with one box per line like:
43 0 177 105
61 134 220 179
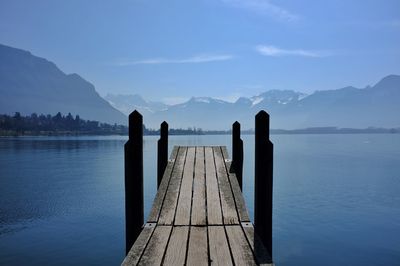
1 0 399 104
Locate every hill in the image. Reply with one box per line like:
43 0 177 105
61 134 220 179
0 44 126 124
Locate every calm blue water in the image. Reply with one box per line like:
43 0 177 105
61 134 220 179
0 134 399 265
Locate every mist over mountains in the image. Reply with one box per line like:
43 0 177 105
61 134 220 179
106 75 400 130
1 43 399 130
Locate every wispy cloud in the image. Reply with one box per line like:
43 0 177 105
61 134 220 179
115 54 234 66
256 45 331 57
222 0 298 22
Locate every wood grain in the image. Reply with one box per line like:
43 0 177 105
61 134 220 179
205 147 223 225
187 226 208 265
148 147 179 222
213 147 239 225
242 223 273 265
122 224 155 265
163 226 189 266
175 147 195 225
158 147 187 225
138 225 172 266
191 147 206 225
220 147 250 222
208 226 232 266
225 225 257 265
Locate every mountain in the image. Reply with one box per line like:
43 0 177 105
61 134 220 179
2 43 397 129
0 44 126 124
112 75 400 130
152 97 239 129
278 75 400 129
104 94 167 117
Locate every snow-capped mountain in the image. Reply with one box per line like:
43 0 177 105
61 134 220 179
107 75 400 130
250 90 308 107
4 43 397 130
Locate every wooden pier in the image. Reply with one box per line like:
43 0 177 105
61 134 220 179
122 111 273 265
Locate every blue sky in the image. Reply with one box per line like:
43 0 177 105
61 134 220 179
1 0 399 104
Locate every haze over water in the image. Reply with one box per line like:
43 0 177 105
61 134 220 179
0 134 399 265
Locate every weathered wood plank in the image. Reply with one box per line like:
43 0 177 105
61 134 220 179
175 147 195 225
138 225 172 266
191 147 206 225
187 226 208 265
221 146 250 222
148 146 179 222
242 223 273 265
158 147 187 225
169 145 179 160
205 147 223 225
208 226 232 266
225 225 257 266
163 226 189 266
225 161 250 222
221 146 229 161
213 147 239 225
122 223 156 266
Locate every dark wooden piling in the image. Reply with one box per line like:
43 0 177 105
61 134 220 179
232 121 243 190
157 121 168 188
254 110 273 260
124 110 144 255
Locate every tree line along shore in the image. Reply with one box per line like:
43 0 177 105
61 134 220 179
1 112 398 136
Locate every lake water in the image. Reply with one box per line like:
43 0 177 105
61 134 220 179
0 134 399 265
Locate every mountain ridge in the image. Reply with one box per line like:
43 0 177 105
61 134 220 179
1 43 398 130
106 74 400 130
0 43 127 125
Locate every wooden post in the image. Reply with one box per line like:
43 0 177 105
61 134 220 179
254 110 273 260
124 110 144 255
157 121 168 188
232 121 243 190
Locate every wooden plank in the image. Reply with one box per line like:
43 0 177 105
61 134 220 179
169 145 179 160
158 147 187 225
163 226 189 266
224 161 250 222
148 147 179 222
205 147 223 225
225 225 257 266
175 147 195 225
138 225 172 266
221 146 229 161
221 146 250 222
213 147 239 225
187 226 208 266
242 223 273 265
122 223 156 266
191 147 206 225
208 226 232 266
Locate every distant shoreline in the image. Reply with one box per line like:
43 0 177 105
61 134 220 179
1 128 398 137
1 112 399 136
